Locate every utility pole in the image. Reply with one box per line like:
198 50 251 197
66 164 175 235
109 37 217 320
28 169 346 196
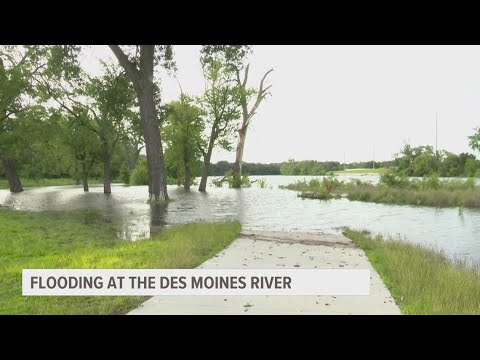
343 152 346 171
435 112 438 157
373 144 375 169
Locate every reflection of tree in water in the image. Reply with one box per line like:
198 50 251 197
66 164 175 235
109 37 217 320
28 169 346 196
150 202 168 237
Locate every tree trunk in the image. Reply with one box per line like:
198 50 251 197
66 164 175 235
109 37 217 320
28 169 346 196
184 162 191 190
199 145 214 192
138 87 168 201
233 128 247 188
199 161 210 192
2 156 23 193
82 172 89 192
109 45 168 202
103 142 111 194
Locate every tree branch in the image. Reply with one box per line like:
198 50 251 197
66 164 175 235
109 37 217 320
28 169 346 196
109 45 139 83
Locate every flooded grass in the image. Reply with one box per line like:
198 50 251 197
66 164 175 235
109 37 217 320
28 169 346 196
282 175 480 208
0 209 240 314
344 229 480 314
0 178 119 189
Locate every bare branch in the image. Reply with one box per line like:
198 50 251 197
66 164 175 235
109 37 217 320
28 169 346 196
242 64 250 88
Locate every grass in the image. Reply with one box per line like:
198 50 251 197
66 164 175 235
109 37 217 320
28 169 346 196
0 177 123 189
0 209 241 314
281 174 480 208
344 183 480 208
279 177 342 200
344 229 480 314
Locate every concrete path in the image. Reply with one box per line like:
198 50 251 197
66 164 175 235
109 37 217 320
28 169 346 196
128 231 401 315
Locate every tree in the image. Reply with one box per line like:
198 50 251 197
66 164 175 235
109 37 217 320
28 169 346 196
469 127 480 153
201 45 273 188
109 45 174 201
197 60 241 191
85 62 137 193
0 45 81 192
163 94 204 190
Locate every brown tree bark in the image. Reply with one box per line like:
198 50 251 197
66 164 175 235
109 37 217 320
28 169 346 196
103 142 111 194
199 134 215 192
82 172 89 192
2 155 23 193
109 45 168 201
184 161 191 190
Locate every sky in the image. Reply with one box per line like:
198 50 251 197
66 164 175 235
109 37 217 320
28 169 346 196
81 45 480 164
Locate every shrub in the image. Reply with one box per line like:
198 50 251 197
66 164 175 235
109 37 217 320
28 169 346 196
131 159 148 185
258 178 267 188
120 164 130 185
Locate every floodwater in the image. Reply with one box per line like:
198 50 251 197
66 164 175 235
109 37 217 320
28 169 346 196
1 174 480 264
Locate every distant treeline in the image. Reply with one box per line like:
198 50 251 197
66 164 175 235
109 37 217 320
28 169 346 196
279 159 395 175
205 159 396 176
208 161 282 176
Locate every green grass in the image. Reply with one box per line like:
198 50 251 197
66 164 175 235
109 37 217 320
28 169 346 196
0 209 241 314
344 229 480 314
0 177 121 189
333 168 387 175
343 182 480 208
282 175 480 208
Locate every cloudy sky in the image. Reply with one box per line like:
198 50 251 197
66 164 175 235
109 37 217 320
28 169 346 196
82 45 480 164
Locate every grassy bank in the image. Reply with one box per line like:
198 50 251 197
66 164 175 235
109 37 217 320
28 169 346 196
282 175 480 208
0 209 240 315
0 178 117 189
344 229 480 314
344 182 480 207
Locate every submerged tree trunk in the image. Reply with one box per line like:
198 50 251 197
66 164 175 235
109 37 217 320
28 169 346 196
184 161 191 190
199 161 210 192
82 172 89 192
233 128 247 188
138 87 168 201
109 45 168 202
2 156 23 193
103 142 111 194
199 138 214 192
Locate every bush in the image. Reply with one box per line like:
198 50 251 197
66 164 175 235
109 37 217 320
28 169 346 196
120 164 130 185
380 172 410 188
131 159 148 185
258 178 267 188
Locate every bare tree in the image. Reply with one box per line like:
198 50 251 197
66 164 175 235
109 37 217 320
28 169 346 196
232 65 273 187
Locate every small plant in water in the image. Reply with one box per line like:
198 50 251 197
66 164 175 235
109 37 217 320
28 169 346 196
458 199 465 215
258 178 267 188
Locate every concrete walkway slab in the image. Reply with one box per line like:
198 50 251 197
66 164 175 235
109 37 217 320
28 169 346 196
128 232 401 315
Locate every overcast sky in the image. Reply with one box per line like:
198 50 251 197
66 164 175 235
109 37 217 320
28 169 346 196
81 45 480 164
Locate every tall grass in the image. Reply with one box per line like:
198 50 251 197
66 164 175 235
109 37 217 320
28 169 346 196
281 173 480 208
0 209 241 314
344 229 480 314
280 177 341 200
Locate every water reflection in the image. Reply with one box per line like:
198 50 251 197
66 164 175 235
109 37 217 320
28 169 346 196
149 202 168 237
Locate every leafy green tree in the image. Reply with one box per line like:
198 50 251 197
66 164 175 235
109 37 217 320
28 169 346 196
85 62 137 193
109 45 175 201
163 94 204 190
469 128 480 153
197 59 242 191
0 45 81 192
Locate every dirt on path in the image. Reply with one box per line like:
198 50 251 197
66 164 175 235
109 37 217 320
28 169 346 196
128 231 401 315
